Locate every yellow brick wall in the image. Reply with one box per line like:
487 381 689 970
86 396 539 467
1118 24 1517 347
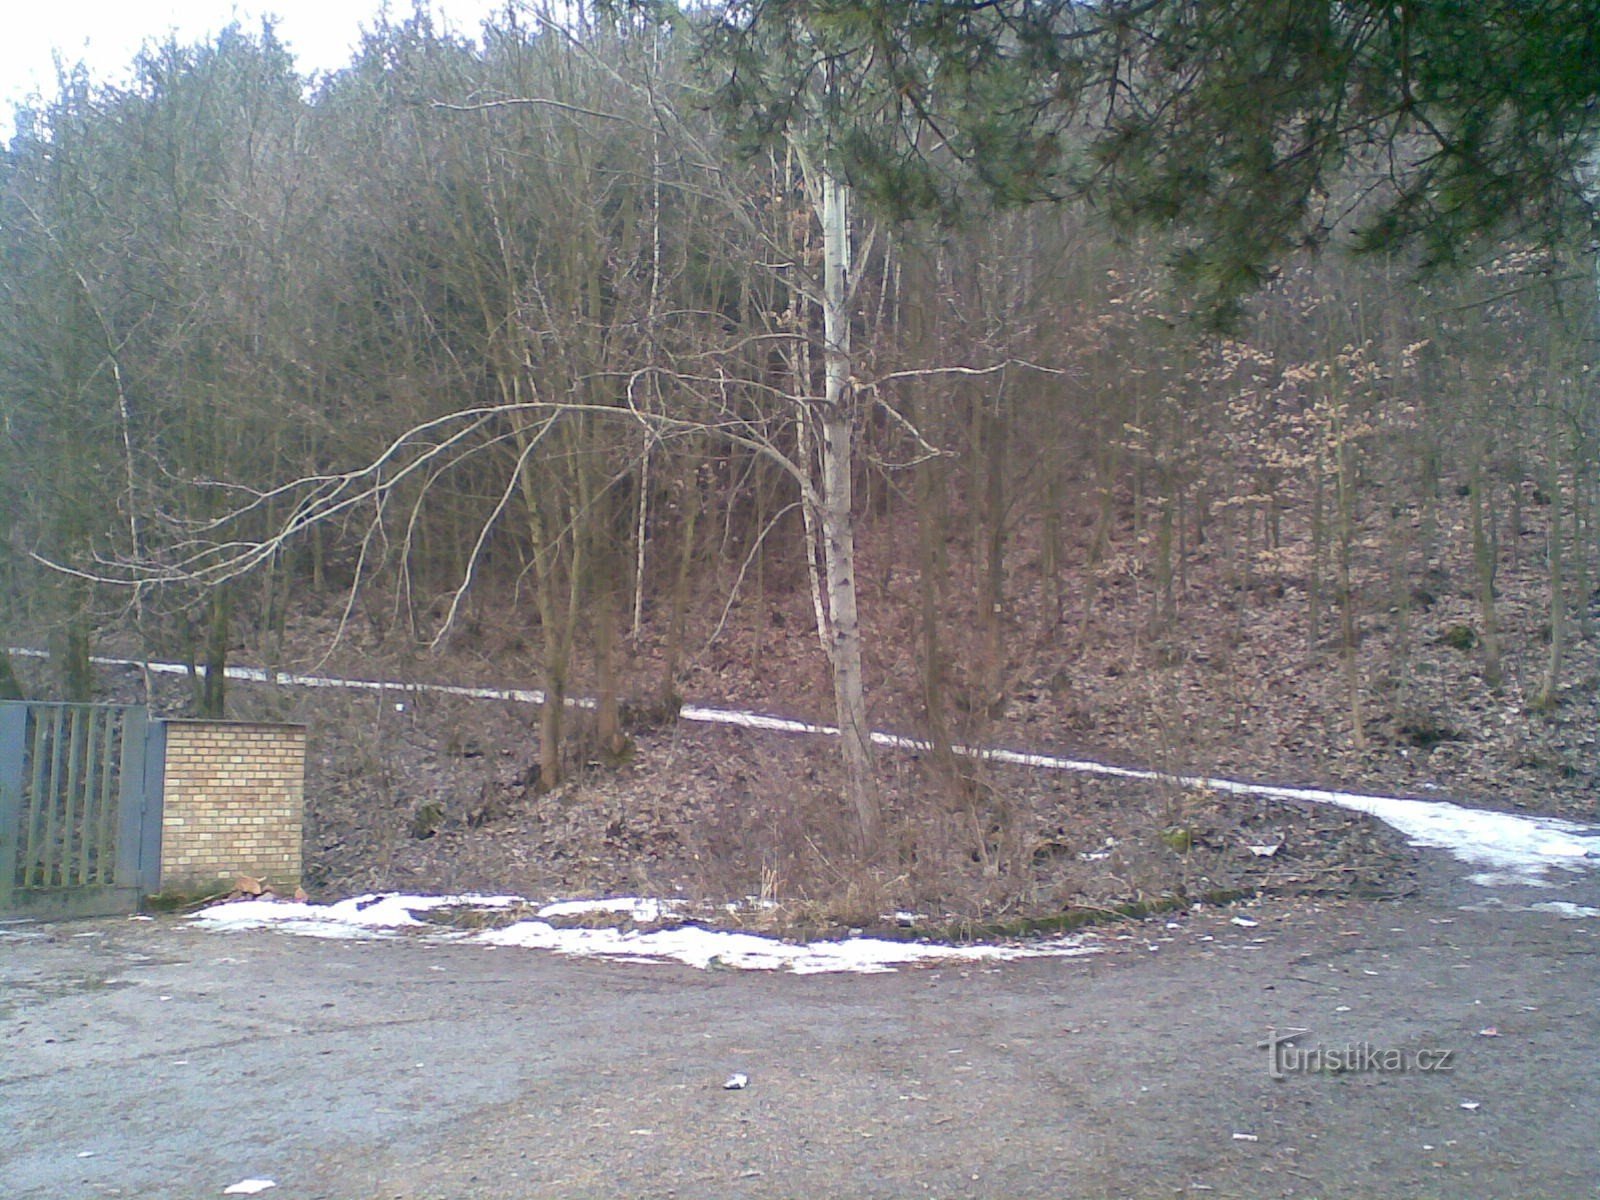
158 721 306 893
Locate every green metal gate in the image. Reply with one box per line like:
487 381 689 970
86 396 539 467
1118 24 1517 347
0 702 165 918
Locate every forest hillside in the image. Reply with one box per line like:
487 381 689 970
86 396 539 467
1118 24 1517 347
3 10 1595 922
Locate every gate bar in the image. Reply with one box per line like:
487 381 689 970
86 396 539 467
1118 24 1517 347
0 705 25 903
115 707 151 890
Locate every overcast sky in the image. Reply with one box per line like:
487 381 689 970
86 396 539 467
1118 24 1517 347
3 1 509 118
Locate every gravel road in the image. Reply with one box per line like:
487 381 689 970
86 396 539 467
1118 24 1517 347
3 855 1596 1200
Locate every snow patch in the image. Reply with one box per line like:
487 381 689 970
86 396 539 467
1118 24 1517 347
195 894 1099 973
193 893 522 938
1461 897 1599 920
479 919 1099 974
1467 871 1556 889
536 897 683 922
1527 901 1600 919
1239 787 1600 882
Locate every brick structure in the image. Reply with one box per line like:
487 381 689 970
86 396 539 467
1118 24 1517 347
158 720 306 893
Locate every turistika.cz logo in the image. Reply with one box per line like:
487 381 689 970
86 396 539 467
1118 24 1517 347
1260 1028 1457 1080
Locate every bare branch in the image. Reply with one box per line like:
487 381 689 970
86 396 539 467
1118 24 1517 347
429 95 635 125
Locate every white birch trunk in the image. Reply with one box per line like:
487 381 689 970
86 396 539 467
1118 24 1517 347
796 397 832 656
815 166 881 846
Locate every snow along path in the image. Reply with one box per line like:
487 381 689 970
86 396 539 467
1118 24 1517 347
189 893 1102 974
15 647 1600 884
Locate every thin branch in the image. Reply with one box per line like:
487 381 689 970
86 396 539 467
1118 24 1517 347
704 502 805 652
431 412 561 647
429 95 634 125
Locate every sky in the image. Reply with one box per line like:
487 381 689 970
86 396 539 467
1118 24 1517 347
2 0 509 117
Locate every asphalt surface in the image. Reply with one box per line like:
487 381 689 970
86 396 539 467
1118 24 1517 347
2 854 1597 1200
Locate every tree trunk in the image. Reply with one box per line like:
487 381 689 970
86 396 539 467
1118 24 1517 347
915 406 960 782
1575 444 1594 645
200 586 229 718
1154 491 1176 633
1334 425 1365 749
815 166 881 849
796 356 831 656
54 588 93 702
1308 465 1326 650
1042 464 1065 624
979 398 1008 706
538 668 565 791
631 444 651 641
0 649 25 701
1385 491 1415 717
1470 451 1503 689
594 554 628 760
1533 401 1566 713
513 409 578 793
660 470 699 707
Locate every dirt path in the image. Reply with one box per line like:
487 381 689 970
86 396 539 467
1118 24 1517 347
3 855 1596 1200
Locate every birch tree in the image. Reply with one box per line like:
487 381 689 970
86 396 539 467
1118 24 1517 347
699 0 1105 847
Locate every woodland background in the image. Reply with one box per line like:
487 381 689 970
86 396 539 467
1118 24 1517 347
1 6 1595 914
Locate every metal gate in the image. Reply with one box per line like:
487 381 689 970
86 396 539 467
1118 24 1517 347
0 702 164 918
